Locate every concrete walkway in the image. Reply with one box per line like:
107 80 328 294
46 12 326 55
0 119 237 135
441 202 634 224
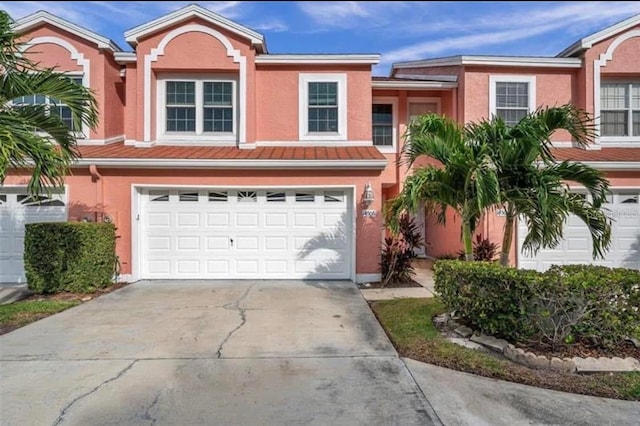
405 358 640 426
360 267 436 301
0 280 437 425
0 284 31 305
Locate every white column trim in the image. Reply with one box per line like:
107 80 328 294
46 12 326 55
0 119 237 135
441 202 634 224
143 24 247 144
21 36 91 138
593 29 640 148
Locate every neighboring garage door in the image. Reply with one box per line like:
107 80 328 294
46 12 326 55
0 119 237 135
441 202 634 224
140 188 353 279
0 189 67 283
518 190 640 271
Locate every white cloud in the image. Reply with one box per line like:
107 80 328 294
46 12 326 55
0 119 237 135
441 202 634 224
251 20 288 32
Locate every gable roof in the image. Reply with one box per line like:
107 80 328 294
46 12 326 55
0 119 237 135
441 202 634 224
557 14 640 57
12 10 121 52
124 4 266 53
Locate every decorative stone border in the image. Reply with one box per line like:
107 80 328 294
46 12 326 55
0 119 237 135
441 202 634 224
435 313 640 374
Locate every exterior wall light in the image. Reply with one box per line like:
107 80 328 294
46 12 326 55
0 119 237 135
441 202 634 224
363 182 375 206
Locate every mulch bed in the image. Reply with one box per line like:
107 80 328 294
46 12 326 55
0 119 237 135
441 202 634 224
23 281 131 302
358 279 423 289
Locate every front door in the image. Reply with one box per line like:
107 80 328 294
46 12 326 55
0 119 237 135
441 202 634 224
408 101 439 257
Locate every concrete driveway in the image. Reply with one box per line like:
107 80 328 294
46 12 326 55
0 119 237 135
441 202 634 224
0 280 437 425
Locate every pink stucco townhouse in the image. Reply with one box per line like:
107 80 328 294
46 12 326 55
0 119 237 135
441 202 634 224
2 5 639 283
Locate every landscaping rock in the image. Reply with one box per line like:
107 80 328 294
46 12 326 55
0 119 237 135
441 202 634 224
433 313 449 326
454 325 473 338
529 355 551 370
628 337 640 349
470 333 509 353
503 344 528 365
573 356 640 373
549 357 577 373
446 337 484 351
81 296 92 302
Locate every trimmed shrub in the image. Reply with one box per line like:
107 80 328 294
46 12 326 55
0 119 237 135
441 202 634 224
544 265 640 348
434 260 640 349
24 222 117 294
434 260 539 340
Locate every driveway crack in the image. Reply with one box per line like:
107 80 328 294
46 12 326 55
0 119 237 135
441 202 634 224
140 392 161 425
216 283 256 358
52 359 138 426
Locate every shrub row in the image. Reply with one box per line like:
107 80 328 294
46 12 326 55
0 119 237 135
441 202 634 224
24 222 117 294
434 260 640 349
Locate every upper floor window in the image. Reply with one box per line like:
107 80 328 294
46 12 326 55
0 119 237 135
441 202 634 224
158 75 236 141
600 82 640 137
299 73 347 141
14 76 83 132
372 99 398 153
489 76 536 126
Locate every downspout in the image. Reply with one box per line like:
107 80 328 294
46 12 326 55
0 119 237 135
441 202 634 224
89 164 103 221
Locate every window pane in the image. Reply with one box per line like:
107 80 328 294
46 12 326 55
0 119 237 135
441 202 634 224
601 110 628 136
167 107 196 132
308 107 338 132
166 81 195 105
633 111 640 136
373 126 393 146
209 191 228 202
496 82 528 108
179 192 199 202
203 107 233 132
372 104 392 124
324 191 344 202
296 192 315 202
600 83 628 109
309 82 337 106
238 191 257 202
204 82 232 106
496 108 527 126
632 85 640 110
266 192 286 202
51 105 75 130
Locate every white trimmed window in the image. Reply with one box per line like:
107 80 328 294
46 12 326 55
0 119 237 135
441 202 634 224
600 82 640 137
489 76 536 126
14 75 84 133
299 73 347 141
157 75 237 142
372 97 398 152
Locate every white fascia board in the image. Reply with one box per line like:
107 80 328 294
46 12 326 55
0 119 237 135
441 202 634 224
75 158 388 169
392 55 581 69
114 52 136 63
372 81 457 89
255 54 380 65
124 4 265 50
577 161 640 170
12 11 120 52
557 14 640 57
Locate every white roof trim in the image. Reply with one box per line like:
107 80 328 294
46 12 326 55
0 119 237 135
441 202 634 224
558 14 640 57
75 158 388 169
577 161 640 170
12 11 120 52
392 55 582 70
124 4 265 52
372 80 457 89
114 52 136 63
255 54 380 65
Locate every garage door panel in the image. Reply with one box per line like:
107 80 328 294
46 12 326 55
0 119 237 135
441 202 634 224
141 188 352 280
519 190 640 271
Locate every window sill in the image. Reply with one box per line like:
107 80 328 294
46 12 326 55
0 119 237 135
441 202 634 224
374 146 397 154
300 132 347 142
599 137 640 147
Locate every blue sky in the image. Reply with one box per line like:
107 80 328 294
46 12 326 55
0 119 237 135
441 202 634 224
4 1 640 75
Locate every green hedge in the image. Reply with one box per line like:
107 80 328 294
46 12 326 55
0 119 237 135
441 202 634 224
24 222 117 294
434 260 640 348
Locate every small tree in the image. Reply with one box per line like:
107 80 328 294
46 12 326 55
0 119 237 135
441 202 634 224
0 11 98 196
386 114 500 260
380 215 423 286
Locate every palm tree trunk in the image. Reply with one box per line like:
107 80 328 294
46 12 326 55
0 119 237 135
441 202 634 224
500 208 515 266
462 220 474 261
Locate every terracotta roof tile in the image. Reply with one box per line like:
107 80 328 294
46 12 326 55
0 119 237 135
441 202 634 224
78 142 386 162
552 147 640 162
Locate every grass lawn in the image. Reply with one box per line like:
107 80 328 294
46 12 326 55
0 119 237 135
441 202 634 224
0 300 79 335
371 298 640 401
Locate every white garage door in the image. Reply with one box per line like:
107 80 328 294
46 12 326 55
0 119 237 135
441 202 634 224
0 189 67 283
518 190 640 271
140 188 353 279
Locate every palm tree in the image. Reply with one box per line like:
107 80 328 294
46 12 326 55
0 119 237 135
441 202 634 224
469 106 612 266
0 11 98 195
385 114 500 260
